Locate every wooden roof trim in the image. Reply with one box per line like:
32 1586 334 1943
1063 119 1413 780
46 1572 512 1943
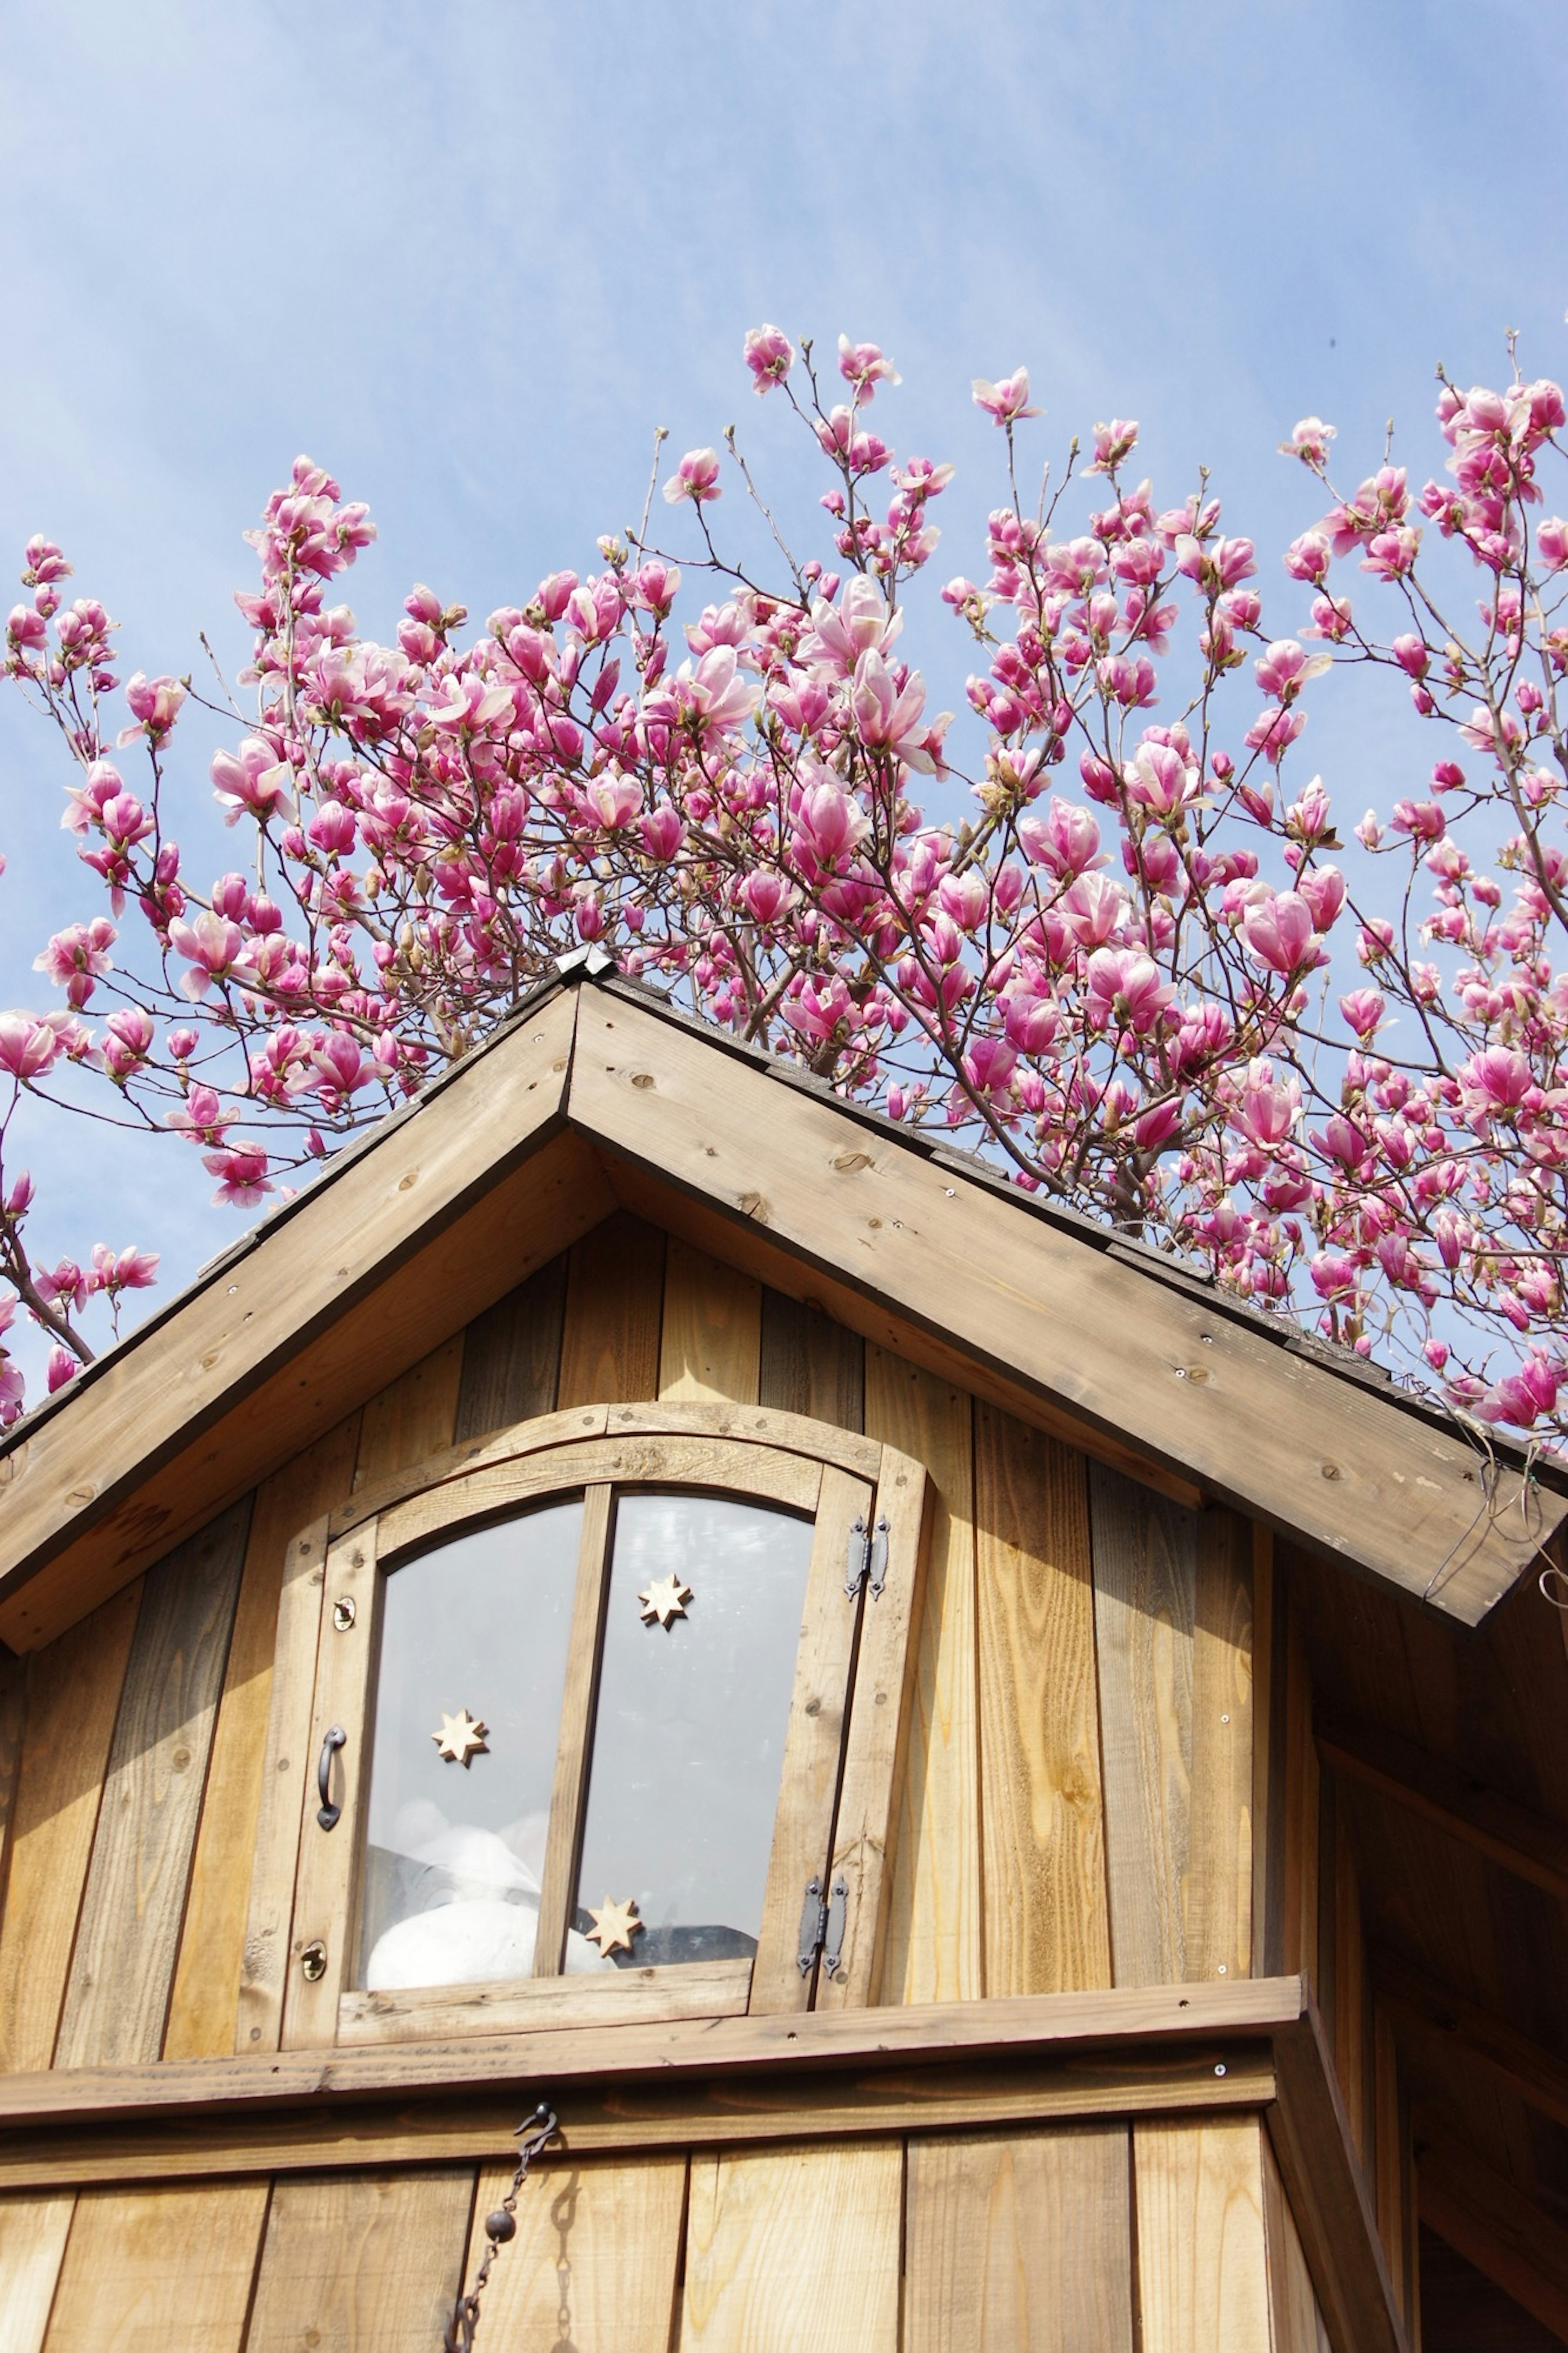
566 992 1561 1624
1316 1715 1568 1900
1418 2134 1568 2340
1375 1950 1568 2134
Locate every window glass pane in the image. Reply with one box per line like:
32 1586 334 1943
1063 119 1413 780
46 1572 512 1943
574 1492 813 1967
359 1499 612 1989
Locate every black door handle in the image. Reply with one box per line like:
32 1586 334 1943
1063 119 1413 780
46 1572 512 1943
317 1724 347 1830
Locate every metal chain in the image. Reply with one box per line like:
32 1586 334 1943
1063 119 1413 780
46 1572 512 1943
442 2101 559 2353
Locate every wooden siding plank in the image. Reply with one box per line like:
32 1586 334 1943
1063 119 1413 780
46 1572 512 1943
55 1500 253 2069
571 992 1545 1622
0 1583 143 2074
557 1213 665 1408
1418 2135 1568 2342
0 992 583 1646
1089 1467 1196 1986
976 1409 1110 1998
533 1485 614 1978
659 1240 762 1403
1334 1817 1369 2168
340 1957 753 2045
904 2124 1133 2352
0 1655 27 1922
1282 1603 1320 1982
751 1465 874 2013
352 1336 463 1489
1186 1510 1254 1983
1251 1528 1287 1979
758 1290 864 1432
459 2151 686 2351
164 1418 361 2062
866 1352 978 2005
1262 2132 1329 2353
245 2167 475 2353
0 2192 74 2353
40 2181 267 2351
453 1253 568 1440
680 2140 902 2353
1133 2116 1272 2353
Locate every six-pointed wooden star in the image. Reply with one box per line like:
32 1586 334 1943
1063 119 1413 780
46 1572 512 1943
431 1707 489 1766
585 1894 643 1956
638 1570 692 1628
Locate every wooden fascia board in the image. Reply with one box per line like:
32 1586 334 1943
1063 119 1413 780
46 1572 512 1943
1417 2133 1568 2340
0 993 583 1645
564 994 1555 1625
1374 1950 1568 2132
1318 1717 1568 1902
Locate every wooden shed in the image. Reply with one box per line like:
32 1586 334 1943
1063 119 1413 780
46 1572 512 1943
1 957 1566 2351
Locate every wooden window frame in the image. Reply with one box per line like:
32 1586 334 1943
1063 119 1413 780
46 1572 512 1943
247 1402 929 2053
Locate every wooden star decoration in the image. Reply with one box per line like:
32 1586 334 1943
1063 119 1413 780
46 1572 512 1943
639 1570 692 1628
584 1894 643 1957
431 1707 489 1766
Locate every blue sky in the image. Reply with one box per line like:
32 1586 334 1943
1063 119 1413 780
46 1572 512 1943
2 0 1566 1390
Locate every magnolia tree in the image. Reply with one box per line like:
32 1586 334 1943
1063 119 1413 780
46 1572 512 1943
4 327 1568 1448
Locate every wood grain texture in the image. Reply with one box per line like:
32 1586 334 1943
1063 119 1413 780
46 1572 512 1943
976 1409 1110 1997
454 1252 568 1440
0 2193 73 2353
1282 1602 1320 1982
1186 1510 1254 1983
866 1351 979 2005
658 1239 761 1403
1261 2132 1330 2353
533 1485 613 1978
1089 1465 1195 1986
164 1421 361 2062
353 1335 463 1489
55 1500 252 2069
0 1581 142 2073
245 2167 475 2353
758 1290 864 1432
904 2124 1134 2352
340 1957 753 2045
1133 2116 1271 2353
0 1655 27 1923
1251 1528 1286 1980
234 1510 333 2055
680 2140 902 2353
557 1213 665 1409
750 1465 874 2014
40 2181 267 2352
1418 2134 1568 2342
460 2152 686 2352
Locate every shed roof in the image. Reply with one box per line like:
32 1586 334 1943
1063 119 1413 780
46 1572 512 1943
0 956 1561 1648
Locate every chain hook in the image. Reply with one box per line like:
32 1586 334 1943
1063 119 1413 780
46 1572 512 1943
442 2101 559 2352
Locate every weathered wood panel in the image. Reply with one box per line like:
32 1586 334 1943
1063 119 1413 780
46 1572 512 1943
1090 1467 1195 1986
0 1582 142 2072
1187 1510 1254 1983
1262 2132 1331 2353
0 1655 27 1918
868 1352 979 2004
758 1289 864 1432
245 2167 475 2352
680 2140 902 2353
40 2181 268 2351
1282 1600 1320 1982
353 1335 463 1488
1133 2116 1272 2352
976 1409 1110 1997
453 1254 567 1440
1251 1529 1287 1979
557 1213 665 1408
0 2192 74 2353
55 1501 253 2068
904 2124 1134 2351
659 1240 761 1403
460 2151 686 2351
164 1421 361 2061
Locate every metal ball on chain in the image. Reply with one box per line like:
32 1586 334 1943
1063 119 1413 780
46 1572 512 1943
485 2210 517 2243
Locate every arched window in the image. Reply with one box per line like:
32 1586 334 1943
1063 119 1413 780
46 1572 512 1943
251 1403 929 2050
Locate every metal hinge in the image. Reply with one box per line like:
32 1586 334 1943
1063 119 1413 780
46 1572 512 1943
844 1514 891 1600
797 1871 851 1979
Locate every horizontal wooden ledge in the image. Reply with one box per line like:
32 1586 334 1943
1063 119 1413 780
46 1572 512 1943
0 2048 1275 2188
0 1978 1306 2134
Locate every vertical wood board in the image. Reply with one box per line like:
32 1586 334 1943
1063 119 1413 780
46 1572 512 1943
352 1335 463 1489
0 2193 74 2353
975 1409 1111 1998
758 1290 864 1433
460 2152 686 2352
680 2140 902 2353
1185 1511 1254 1984
0 1581 143 2073
658 1240 762 1404
55 1499 253 2068
164 1419 361 2061
556 1215 665 1409
1261 2132 1330 2353
1133 2116 1272 2353
40 2181 268 2352
904 2124 1134 2353
866 1350 979 2005
453 1255 568 1440
245 2167 475 2353
1090 1466 1195 1987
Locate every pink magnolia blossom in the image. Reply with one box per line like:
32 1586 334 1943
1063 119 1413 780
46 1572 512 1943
663 448 722 506
744 324 794 395
972 370 1041 426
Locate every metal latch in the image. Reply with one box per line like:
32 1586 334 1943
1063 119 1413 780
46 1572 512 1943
845 1515 891 1599
822 1874 850 1980
797 1874 827 1975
